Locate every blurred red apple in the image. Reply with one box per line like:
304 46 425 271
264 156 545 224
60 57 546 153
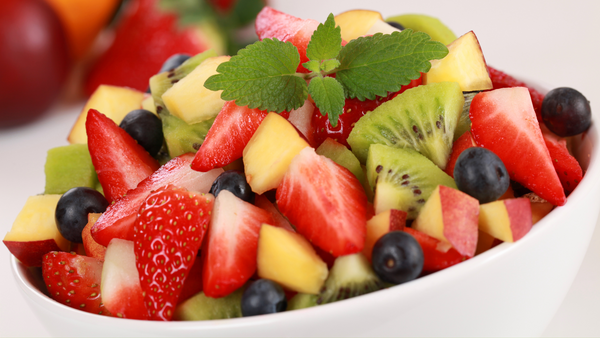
0 0 70 128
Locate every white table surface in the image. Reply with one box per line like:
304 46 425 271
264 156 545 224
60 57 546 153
1 0 599 336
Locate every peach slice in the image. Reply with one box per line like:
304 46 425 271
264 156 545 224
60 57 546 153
479 198 532 243
362 209 407 261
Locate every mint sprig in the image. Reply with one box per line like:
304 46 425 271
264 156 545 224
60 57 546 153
204 13 449 126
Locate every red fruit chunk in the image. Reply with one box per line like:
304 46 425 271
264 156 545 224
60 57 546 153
540 124 583 194
469 87 566 206
403 228 468 274
202 190 274 298
84 0 208 94
91 154 222 247
134 186 213 321
487 66 545 121
254 194 295 233
276 147 368 257
42 251 112 316
179 258 204 303
191 102 269 172
444 130 477 178
312 76 422 148
255 7 319 73
86 109 159 203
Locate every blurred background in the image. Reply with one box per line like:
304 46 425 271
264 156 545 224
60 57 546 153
0 0 598 336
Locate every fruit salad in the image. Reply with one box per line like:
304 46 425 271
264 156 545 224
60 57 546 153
3 6 592 322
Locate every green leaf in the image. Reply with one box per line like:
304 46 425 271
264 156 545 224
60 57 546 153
306 13 342 61
204 38 308 113
336 29 448 100
303 60 322 73
321 59 341 73
308 76 345 127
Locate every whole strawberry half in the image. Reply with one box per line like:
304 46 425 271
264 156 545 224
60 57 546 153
42 251 112 316
276 147 368 257
86 109 160 203
134 185 214 321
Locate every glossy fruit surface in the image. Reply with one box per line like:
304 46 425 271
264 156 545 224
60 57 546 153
454 147 510 204
55 187 109 243
209 170 255 203
541 87 591 137
119 109 164 157
487 66 545 121
241 279 287 317
0 0 70 128
371 231 424 284
158 53 191 73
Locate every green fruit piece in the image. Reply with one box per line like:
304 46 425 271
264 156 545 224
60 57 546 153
317 253 383 305
366 144 456 219
454 91 478 141
316 138 370 197
44 144 98 195
348 82 464 170
386 14 457 45
287 293 319 311
160 113 214 158
149 49 217 113
172 288 243 321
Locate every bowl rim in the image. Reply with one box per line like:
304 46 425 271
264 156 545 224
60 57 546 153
10 100 600 333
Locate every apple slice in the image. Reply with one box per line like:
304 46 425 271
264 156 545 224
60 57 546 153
334 10 400 42
479 198 532 242
3 195 70 267
424 31 492 92
362 209 407 262
412 185 479 257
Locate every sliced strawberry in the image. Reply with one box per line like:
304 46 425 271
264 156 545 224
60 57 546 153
255 7 319 73
91 154 222 247
134 185 213 321
540 123 583 194
84 0 209 94
86 109 159 203
179 257 204 303
202 190 274 298
42 251 112 316
254 194 295 232
276 147 368 257
444 130 477 178
487 66 545 122
403 227 468 274
469 87 566 206
312 76 422 148
191 101 269 172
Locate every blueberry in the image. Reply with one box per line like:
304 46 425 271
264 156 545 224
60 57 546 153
119 109 164 157
371 231 423 285
159 53 191 73
209 170 255 203
55 187 109 243
542 87 591 137
386 21 405 30
453 147 509 204
241 279 287 317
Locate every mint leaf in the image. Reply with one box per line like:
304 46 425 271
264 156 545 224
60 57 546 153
336 30 448 100
306 13 342 61
303 60 321 73
321 59 341 72
204 38 308 112
308 76 345 127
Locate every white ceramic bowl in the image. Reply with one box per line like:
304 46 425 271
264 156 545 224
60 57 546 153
11 117 600 337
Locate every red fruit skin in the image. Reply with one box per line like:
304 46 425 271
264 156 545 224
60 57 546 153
540 124 583 195
191 102 269 172
91 154 222 247
312 76 422 148
444 131 477 178
86 109 159 203
0 0 70 127
3 239 65 268
42 251 112 316
255 6 319 73
276 147 368 257
487 66 545 122
202 191 274 298
84 0 208 94
439 185 479 258
134 186 213 321
403 228 468 274
505 198 533 242
179 258 204 303
469 87 567 206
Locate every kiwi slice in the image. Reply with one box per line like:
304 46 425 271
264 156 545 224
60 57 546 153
348 82 464 170
454 91 478 141
367 144 456 219
161 113 215 158
317 253 383 305
172 288 243 321
386 14 457 45
287 293 319 311
44 144 98 195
